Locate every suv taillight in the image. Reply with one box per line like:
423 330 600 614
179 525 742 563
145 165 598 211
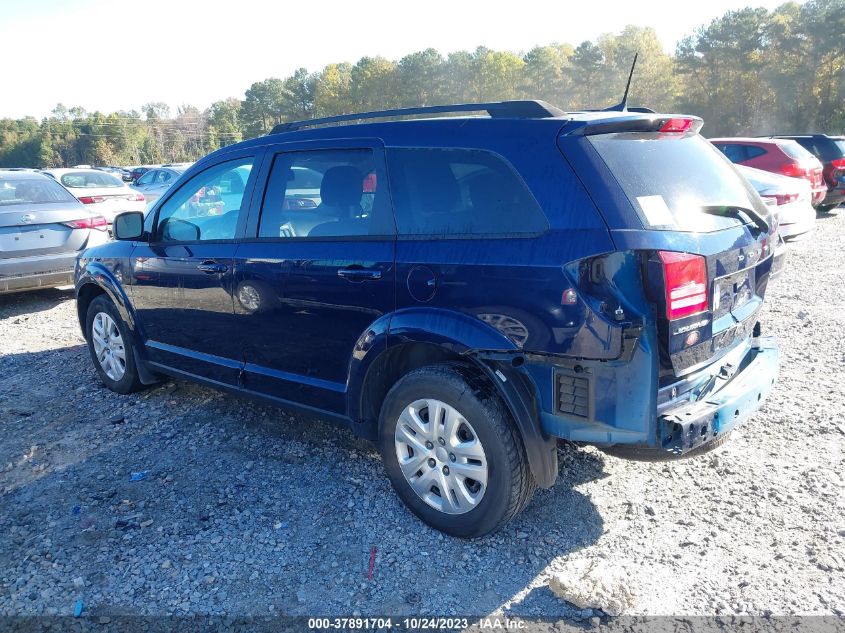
658 251 708 320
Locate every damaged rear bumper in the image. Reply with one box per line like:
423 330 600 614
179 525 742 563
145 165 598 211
608 336 779 460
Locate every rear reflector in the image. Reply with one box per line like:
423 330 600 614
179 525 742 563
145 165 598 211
64 216 108 231
658 251 708 320
561 288 578 305
773 193 799 205
659 118 694 134
129 193 145 202
78 196 105 204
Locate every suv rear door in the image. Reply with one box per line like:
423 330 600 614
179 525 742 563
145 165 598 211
559 121 777 378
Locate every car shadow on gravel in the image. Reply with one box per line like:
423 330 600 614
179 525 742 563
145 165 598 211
0 287 75 320
0 346 607 619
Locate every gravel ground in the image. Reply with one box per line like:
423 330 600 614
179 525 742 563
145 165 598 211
0 213 843 620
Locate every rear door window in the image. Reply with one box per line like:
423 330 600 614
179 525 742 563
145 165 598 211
257 148 393 239
386 148 547 238
589 133 770 233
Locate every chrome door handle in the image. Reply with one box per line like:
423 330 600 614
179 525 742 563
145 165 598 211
337 268 382 281
197 261 228 274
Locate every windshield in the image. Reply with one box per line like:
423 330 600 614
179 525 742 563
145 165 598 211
588 132 771 233
60 171 123 188
0 177 78 205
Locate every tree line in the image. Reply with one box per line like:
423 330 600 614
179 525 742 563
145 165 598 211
1 0 842 168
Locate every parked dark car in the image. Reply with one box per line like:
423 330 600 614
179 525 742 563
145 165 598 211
75 101 780 536
769 135 845 212
710 137 826 206
1 171 108 293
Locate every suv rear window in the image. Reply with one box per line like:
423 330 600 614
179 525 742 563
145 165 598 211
779 141 815 161
60 171 123 188
589 133 770 233
819 138 845 160
386 148 547 237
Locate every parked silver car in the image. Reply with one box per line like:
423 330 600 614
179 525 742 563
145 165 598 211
129 165 190 205
737 164 816 239
0 171 109 293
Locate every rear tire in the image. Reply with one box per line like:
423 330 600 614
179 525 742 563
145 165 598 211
379 363 535 537
85 295 145 394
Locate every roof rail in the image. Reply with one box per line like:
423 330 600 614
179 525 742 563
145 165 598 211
269 100 566 134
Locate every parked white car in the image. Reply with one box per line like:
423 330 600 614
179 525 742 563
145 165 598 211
737 165 815 239
41 168 145 226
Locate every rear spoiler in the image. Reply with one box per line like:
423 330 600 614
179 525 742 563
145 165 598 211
562 115 704 137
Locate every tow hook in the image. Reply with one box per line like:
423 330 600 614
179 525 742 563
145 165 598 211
751 321 762 349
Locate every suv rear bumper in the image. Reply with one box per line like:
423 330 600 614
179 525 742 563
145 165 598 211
609 336 778 460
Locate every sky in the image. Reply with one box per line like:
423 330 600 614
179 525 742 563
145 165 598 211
0 0 791 119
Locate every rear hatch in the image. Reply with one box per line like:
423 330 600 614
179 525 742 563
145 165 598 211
779 141 826 191
559 116 777 379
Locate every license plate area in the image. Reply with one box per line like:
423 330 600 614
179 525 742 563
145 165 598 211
0 225 70 253
713 267 754 318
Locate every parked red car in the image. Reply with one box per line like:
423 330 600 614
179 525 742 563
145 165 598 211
770 135 845 211
710 137 826 206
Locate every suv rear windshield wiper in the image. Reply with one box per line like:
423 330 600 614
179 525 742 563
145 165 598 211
700 205 770 234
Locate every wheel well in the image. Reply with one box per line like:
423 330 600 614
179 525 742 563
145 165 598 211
76 284 106 338
358 342 467 437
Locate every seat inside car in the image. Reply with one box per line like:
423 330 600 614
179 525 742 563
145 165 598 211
308 166 367 236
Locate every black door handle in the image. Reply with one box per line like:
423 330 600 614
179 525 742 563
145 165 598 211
338 268 382 281
197 261 228 274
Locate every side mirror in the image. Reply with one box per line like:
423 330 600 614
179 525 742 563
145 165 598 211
113 211 145 241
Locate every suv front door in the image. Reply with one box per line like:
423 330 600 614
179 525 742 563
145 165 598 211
130 154 260 384
234 141 395 413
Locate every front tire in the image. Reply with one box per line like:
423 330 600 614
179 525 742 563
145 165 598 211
85 295 145 394
379 363 535 537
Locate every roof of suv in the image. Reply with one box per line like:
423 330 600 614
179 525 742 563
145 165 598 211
200 100 702 164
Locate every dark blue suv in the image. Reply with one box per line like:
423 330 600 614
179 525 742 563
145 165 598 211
75 101 780 537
